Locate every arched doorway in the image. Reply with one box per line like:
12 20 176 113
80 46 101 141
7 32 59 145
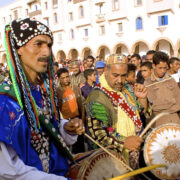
68 49 79 60
153 39 174 56
114 44 129 56
132 41 149 56
178 48 180 58
97 46 110 61
82 47 92 59
56 50 66 61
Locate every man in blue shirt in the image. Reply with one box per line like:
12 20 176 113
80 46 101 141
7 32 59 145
0 18 84 180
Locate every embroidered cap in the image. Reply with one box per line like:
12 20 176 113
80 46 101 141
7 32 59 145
11 18 53 48
106 54 125 65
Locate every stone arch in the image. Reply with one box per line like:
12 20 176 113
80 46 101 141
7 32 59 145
131 40 150 56
68 49 79 60
81 47 92 59
113 43 129 56
56 50 66 61
152 38 174 57
175 39 180 58
96 45 110 61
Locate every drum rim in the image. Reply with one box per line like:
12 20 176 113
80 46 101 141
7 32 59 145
143 123 180 179
75 149 130 179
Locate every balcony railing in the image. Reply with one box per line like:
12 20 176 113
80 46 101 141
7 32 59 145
27 0 39 5
73 0 86 4
29 10 42 17
95 0 105 5
96 13 105 23
156 26 167 33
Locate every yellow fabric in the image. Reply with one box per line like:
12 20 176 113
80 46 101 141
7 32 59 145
99 74 136 137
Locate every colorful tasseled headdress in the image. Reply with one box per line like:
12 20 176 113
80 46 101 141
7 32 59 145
106 54 125 65
4 18 59 132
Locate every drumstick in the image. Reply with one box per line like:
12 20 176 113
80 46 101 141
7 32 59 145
139 112 170 138
145 77 173 88
84 133 133 172
109 164 166 180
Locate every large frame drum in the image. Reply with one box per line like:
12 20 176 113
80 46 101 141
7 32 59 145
144 123 180 179
66 149 130 180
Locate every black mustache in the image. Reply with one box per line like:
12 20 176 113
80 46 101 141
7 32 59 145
38 57 50 62
115 83 123 85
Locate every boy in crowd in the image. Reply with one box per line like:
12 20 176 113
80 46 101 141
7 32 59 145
81 69 97 99
144 51 180 127
140 61 153 81
168 57 180 75
146 50 156 63
86 55 95 69
95 61 105 84
56 68 85 153
126 63 137 84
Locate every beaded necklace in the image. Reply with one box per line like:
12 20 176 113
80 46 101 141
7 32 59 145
29 82 51 172
96 83 142 132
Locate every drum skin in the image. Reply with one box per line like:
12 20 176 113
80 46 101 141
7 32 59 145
66 149 130 180
144 123 180 180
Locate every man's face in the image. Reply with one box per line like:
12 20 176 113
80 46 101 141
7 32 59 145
87 58 94 68
97 68 104 76
105 64 127 91
141 66 152 80
130 57 140 67
89 71 97 82
71 64 80 75
17 35 52 75
59 72 70 87
153 62 168 78
67 60 72 69
126 71 136 84
122 56 128 64
170 60 180 73
146 54 154 63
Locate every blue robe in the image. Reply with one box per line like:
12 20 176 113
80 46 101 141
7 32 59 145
0 85 69 176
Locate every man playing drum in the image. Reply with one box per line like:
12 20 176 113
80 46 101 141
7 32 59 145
0 18 84 179
85 54 151 169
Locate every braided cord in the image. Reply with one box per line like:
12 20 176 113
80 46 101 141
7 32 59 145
4 26 23 109
48 57 58 120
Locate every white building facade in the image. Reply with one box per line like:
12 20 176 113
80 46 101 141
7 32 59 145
0 0 180 63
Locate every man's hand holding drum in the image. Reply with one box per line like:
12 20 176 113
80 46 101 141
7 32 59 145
64 118 85 135
124 136 143 151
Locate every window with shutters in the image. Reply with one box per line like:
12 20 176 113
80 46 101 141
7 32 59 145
118 23 123 32
136 17 143 30
70 29 75 39
45 2 48 9
112 0 119 10
58 33 62 41
69 12 73 21
158 15 168 26
99 25 105 35
84 28 88 37
79 6 84 18
135 0 142 6
54 13 58 24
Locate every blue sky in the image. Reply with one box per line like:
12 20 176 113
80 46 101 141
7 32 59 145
0 0 16 7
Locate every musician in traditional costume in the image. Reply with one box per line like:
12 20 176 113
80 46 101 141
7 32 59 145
85 54 151 169
0 18 84 179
